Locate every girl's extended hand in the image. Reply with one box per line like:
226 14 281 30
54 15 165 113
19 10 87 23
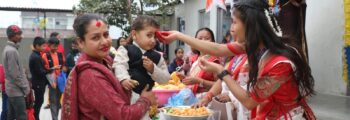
198 58 224 74
161 31 182 44
182 76 198 85
192 97 210 108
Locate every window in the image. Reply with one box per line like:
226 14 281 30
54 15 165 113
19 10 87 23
66 16 74 30
21 12 75 30
199 9 210 28
45 18 55 29
55 18 67 29
177 17 185 46
22 17 35 29
217 6 232 43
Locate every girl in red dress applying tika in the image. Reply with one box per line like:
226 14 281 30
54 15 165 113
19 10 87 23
160 0 316 119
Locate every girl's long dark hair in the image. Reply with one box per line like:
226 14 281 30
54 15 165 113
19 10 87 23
234 0 314 98
116 37 125 48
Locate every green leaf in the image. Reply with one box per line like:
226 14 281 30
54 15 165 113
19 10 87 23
74 0 182 35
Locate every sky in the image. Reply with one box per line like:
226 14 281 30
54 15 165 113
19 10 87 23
0 0 123 39
0 0 80 28
0 0 80 9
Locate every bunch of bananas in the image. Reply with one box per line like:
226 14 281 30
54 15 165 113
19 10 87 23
149 104 158 118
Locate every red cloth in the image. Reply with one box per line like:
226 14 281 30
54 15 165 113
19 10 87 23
44 44 65 55
227 54 248 81
61 53 151 120
0 64 5 92
188 52 199 66
42 51 65 77
192 56 220 94
226 42 245 55
249 55 315 120
25 88 35 109
189 55 198 65
27 108 35 120
175 59 184 66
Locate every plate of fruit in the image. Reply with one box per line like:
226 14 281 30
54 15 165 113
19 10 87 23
160 106 213 120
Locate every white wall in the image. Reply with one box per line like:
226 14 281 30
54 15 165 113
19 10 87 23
169 0 207 61
0 11 21 28
170 0 348 96
306 0 346 95
169 0 218 61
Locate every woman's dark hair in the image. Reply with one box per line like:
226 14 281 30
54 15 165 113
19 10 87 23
116 37 126 48
50 32 59 38
48 37 60 45
33 36 46 46
131 15 160 31
73 13 103 40
234 0 314 98
174 48 184 54
195 27 216 43
222 31 231 44
72 38 78 45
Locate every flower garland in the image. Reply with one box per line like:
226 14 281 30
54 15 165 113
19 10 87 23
264 9 283 37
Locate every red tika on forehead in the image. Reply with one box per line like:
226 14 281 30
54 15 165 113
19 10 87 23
96 21 102 27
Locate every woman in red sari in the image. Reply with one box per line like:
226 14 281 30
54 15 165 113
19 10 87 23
182 28 221 99
160 0 316 119
61 13 157 120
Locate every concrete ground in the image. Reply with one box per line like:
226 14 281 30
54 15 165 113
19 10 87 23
0 88 60 120
1 90 350 120
308 93 350 120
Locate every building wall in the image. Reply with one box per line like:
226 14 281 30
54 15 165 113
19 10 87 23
306 0 346 95
21 11 75 30
0 11 75 38
0 28 74 38
169 0 213 61
169 0 232 61
169 0 348 96
0 11 75 78
0 37 37 77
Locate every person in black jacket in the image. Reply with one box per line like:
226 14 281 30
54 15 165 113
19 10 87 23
66 39 80 76
29 37 59 120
